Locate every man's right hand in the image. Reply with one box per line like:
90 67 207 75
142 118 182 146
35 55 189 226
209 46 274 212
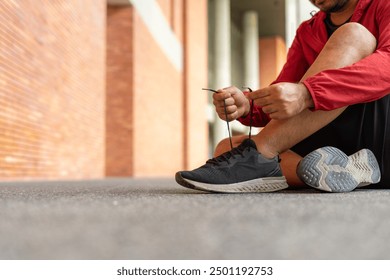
212 86 251 121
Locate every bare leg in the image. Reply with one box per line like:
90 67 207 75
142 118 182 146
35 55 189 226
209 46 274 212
215 23 377 186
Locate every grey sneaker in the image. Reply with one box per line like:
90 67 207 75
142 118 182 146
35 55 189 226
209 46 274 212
297 146 381 192
175 138 289 193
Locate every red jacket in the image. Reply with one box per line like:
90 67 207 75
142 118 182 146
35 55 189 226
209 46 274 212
239 0 390 127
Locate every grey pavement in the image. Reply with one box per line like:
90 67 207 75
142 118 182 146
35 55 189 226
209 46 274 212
0 178 390 260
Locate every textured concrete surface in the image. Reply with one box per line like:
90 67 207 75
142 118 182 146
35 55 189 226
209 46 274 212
1 178 390 260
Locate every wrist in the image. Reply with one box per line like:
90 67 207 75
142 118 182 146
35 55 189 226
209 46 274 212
298 83 314 109
241 92 251 118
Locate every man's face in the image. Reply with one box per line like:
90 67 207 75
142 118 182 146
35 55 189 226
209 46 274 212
309 0 350 13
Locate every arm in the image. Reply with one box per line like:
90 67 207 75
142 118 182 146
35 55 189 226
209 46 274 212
304 6 390 111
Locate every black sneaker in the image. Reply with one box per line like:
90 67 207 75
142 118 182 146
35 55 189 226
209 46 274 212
175 138 289 193
297 146 381 192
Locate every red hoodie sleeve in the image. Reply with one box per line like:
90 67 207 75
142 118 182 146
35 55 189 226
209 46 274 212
303 4 390 111
237 91 270 127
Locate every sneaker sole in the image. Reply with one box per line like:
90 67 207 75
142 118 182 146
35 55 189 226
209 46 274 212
297 147 381 192
175 172 289 193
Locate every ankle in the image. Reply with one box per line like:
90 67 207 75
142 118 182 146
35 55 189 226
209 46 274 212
250 135 279 159
256 143 279 159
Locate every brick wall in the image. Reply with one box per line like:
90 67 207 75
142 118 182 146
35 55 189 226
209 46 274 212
106 0 208 177
0 0 208 180
0 0 106 179
183 0 209 170
106 6 134 177
132 8 184 177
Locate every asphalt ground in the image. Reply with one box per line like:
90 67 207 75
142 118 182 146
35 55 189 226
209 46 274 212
1 178 390 259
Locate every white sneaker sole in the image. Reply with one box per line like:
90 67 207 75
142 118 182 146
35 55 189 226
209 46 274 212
297 147 381 192
175 172 289 193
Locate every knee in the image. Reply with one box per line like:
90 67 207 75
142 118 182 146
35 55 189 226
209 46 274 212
330 22 377 56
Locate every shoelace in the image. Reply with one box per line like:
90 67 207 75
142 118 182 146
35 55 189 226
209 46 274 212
206 141 247 165
202 87 255 165
202 87 254 149
244 87 255 140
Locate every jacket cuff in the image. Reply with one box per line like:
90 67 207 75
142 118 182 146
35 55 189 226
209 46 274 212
302 80 319 111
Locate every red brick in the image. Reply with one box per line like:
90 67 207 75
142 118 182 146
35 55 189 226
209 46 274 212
0 0 106 180
106 6 134 176
0 0 209 180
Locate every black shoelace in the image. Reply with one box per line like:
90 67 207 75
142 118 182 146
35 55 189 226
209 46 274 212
206 141 247 164
202 87 254 150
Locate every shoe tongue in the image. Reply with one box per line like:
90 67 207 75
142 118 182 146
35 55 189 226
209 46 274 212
239 138 257 150
206 138 258 166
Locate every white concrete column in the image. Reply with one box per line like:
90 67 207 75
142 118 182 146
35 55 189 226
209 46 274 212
239 10 260 136
212 0 231 147
285 0 314 48
243 10 260 89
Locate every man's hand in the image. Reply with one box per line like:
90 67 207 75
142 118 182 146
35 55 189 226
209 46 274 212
249 82 314 119
212 86 251 121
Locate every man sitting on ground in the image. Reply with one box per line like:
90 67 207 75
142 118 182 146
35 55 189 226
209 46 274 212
176 0 390 193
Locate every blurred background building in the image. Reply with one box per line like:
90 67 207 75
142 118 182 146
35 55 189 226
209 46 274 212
0 0 315 180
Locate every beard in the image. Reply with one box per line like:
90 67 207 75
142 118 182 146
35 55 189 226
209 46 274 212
311 0 350 13
327 0 350 13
